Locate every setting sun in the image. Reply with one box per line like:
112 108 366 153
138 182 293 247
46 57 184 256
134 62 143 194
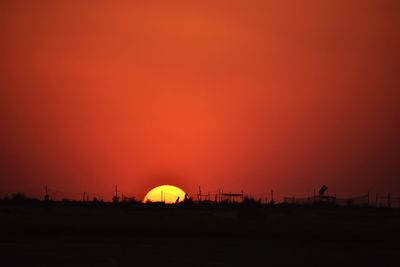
143 185 187 204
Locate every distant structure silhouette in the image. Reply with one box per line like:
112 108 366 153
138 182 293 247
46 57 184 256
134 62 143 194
44 186 50 202
222 192 244 202
319 185 328 196
175 196 180 203
112 185 119 204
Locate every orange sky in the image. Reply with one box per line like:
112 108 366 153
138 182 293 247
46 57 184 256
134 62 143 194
1 0 399 200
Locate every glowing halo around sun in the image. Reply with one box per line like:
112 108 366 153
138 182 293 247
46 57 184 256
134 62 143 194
143 185 187 204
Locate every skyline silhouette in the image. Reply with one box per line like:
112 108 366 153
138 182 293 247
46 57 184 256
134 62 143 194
2 183 398 208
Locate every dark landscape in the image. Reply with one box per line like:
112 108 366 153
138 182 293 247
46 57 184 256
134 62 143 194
1 197 399 267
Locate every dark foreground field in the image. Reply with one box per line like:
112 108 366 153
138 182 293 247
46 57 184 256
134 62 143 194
0 202 399 266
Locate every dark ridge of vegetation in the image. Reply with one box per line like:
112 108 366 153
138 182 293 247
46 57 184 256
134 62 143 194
0 193 395 210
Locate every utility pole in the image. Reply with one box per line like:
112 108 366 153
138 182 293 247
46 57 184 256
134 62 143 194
198 186 202 201
44 186 49 202
113 185 119 204
271 190 274 204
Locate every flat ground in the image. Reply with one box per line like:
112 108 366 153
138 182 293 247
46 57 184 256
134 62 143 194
0 202 399 266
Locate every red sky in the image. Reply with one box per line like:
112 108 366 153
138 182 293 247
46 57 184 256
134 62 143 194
1 0 399 200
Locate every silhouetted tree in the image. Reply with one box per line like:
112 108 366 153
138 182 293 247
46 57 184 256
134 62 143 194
121 195 139 205
243 197 261 205
11 193 27 202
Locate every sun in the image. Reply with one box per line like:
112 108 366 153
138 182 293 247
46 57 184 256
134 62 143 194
143 185 187 204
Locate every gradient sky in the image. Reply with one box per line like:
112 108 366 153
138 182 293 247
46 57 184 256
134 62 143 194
1 0 399 200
